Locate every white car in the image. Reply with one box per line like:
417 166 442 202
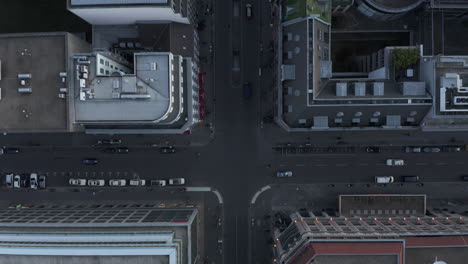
109 179 126 186
168 178 185 186
13 175 20 188
69 179 87 186
386 159 404 166
276 171 293 178
29 173 38 190
87 179 105 186
375 176 394 183
129 179 146 186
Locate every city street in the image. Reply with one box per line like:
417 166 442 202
2 1 468 264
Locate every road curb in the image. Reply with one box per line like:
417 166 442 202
186 186 224 204
250 185 271 205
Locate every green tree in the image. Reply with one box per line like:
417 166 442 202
393 48 420 69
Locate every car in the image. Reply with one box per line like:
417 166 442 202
20 174 30 188
97 139 121 145
402 175 419 182
445 146 461 152
5 174 13 188
129 179 146 186
87 179 105 186
160 147 176 154
38 175 46 189
375 176 394 183
423 147 441 153
82 158 98 165
151 180 167 187
102 147 129 154
69 178 87 186
405 146 421 153
232 49 240 72
168 178 185 186
2 147 19 154
462 175 468 181
276 171 293 178
109 179 126 186
365 146 380 153
29 173 38 190
13 175 20 188
246 3 252 19
243 82 252 98
217 240 223 254
386 159 404 166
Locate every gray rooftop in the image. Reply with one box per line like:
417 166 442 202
339 194 426 217
311 255 397 264
0 255 169 264
0 33 90 131
70 0 168 6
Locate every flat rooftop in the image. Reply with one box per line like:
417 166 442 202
311 255 397 264
70 0 168 6
0 33 68 131
0 255 169 264
367 0 423 10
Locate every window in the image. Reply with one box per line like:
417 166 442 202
100 68 104 74
105 70 109 75
105 61 109 66
100 59 104 65
110 65 114 69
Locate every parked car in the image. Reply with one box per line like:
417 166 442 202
29 173 38 190
168 178 185 186
13 175 20 188
405 146 421 153
402 175 419 182
151 180 167 187
462 175 468 181
38 175 46 189
5 174 13 188
102 147 129 154
129 179 146 186
445 146 461 152
386 159 404 166
243 82 252 98
97 139 121 145
20 174 29 188
365 146 380 153
232 49 240 72
375 176 394 183
82 158 98 165
109 179 126 186
2 147 19 154
87 179 105 186
160 147 176 154
69 178 86 186
276 171 293 178
423 147 441 153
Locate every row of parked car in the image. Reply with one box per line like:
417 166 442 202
69 178 185 187
5 173 45 189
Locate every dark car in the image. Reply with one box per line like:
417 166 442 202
405 146 421 153
39 175 46 189
160 147 176 154
102 147 129 154
82 158 99 165
462 175 468 181
402 176 419 182
365 146 380 153
423 147 441 153
2 147 19 154
96 139 122 145
243 82 252 98
20 174 29 188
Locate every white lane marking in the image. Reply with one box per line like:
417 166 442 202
416 163 428 165
315 164 328 167
296 164 305 167
279 164 286 167
435 162 447 165
336 163 348 167
456 162 465 165
376 164 386 166
359 164 369 166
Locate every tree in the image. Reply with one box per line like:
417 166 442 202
393 48 420 69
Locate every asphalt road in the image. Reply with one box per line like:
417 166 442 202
3 1 468 264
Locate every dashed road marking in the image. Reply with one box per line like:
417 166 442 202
416 163 428 166
315 164 328 167
456 162 465 165
358 164 369 166
336 163 348 167
296 164 305 167
435 162 447 166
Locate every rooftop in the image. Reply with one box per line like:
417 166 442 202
339 194 426 217
367 0 424 10
282 0 331 23
0 33 68 131
70 0 168 6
